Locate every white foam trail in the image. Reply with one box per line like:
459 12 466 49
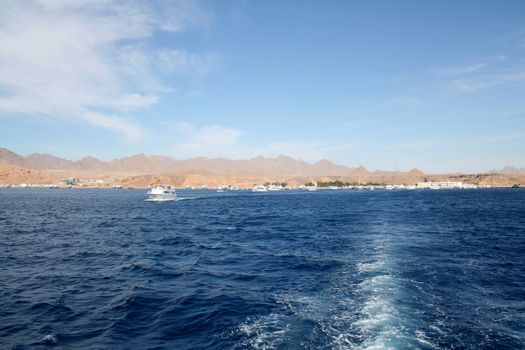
235 234 423 349
236 292 336 349
351 234 409 350
356 261 385 273
238 313 289 350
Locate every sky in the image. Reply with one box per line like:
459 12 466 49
1 0 525 173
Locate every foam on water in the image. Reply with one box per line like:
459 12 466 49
1 188 524 349
236 226 431 350
42 334 58 345
238 313 290 350
235 246 406 349
351 236 408 350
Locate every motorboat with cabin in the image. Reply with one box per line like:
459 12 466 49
147 185 177 201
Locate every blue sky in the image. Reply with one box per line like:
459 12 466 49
1 0 525 173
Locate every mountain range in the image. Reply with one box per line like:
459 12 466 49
0 147 364 176
2 147 523 176
499 166 525 174
1 147 523 188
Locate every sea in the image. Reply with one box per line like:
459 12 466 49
0 188 524 350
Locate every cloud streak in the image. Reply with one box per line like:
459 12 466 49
253 141 354 163
0 0 215 138
432 54 525 93
175 122 243 155
437 62 488 75
450 71 525 92
172 122 354 164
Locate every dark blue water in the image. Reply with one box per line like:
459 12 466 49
1 189 524 349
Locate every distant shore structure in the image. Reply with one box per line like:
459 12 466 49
416 181 478 189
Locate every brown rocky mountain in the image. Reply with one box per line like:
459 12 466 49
350 165 369 176
109 154 176 173
1 147 523 188
24 153 74 170
0 148 26 167
408 168 425 175
311 159 354 176
77 156 111 171
0 162 53 184
500 166 525 174
0 147 356 176
1 147 524 188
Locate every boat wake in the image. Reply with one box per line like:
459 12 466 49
2 189 523 349
235 233 434 349
144 197 189 202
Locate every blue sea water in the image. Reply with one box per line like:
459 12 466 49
0 188 524 350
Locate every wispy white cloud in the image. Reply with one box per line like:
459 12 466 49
0 0 215 139
432 54 525 93
498 28 525 48
450 71 525 92
157 50 219 76
175 122 242 155
434 55 507 77
248 141 354 163
437 62 489 75
172 123 353 163
450 80 492 92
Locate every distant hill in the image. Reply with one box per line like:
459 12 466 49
0 148 26 167
2 147 522 186
0 147 356 176
500 166 525 174
24 153 75 170
1 147 524 188
0 162 53 184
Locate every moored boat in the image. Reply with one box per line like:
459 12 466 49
252 185 268 192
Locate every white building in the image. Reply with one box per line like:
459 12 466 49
416 181 477 189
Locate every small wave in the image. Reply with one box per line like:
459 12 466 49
155 235 197 247
235 292 340 349
356 261 386 274
414 330 440 349
119 261 193 278
29 302 74 317
41 334 58 345
237 313 290 350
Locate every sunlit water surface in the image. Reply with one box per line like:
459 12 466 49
1 188 524 349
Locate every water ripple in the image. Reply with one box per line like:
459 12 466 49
0 188 524 349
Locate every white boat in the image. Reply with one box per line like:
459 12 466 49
252 185 268 192
147 186 177 201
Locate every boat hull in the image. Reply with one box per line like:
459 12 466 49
147 193 177 201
